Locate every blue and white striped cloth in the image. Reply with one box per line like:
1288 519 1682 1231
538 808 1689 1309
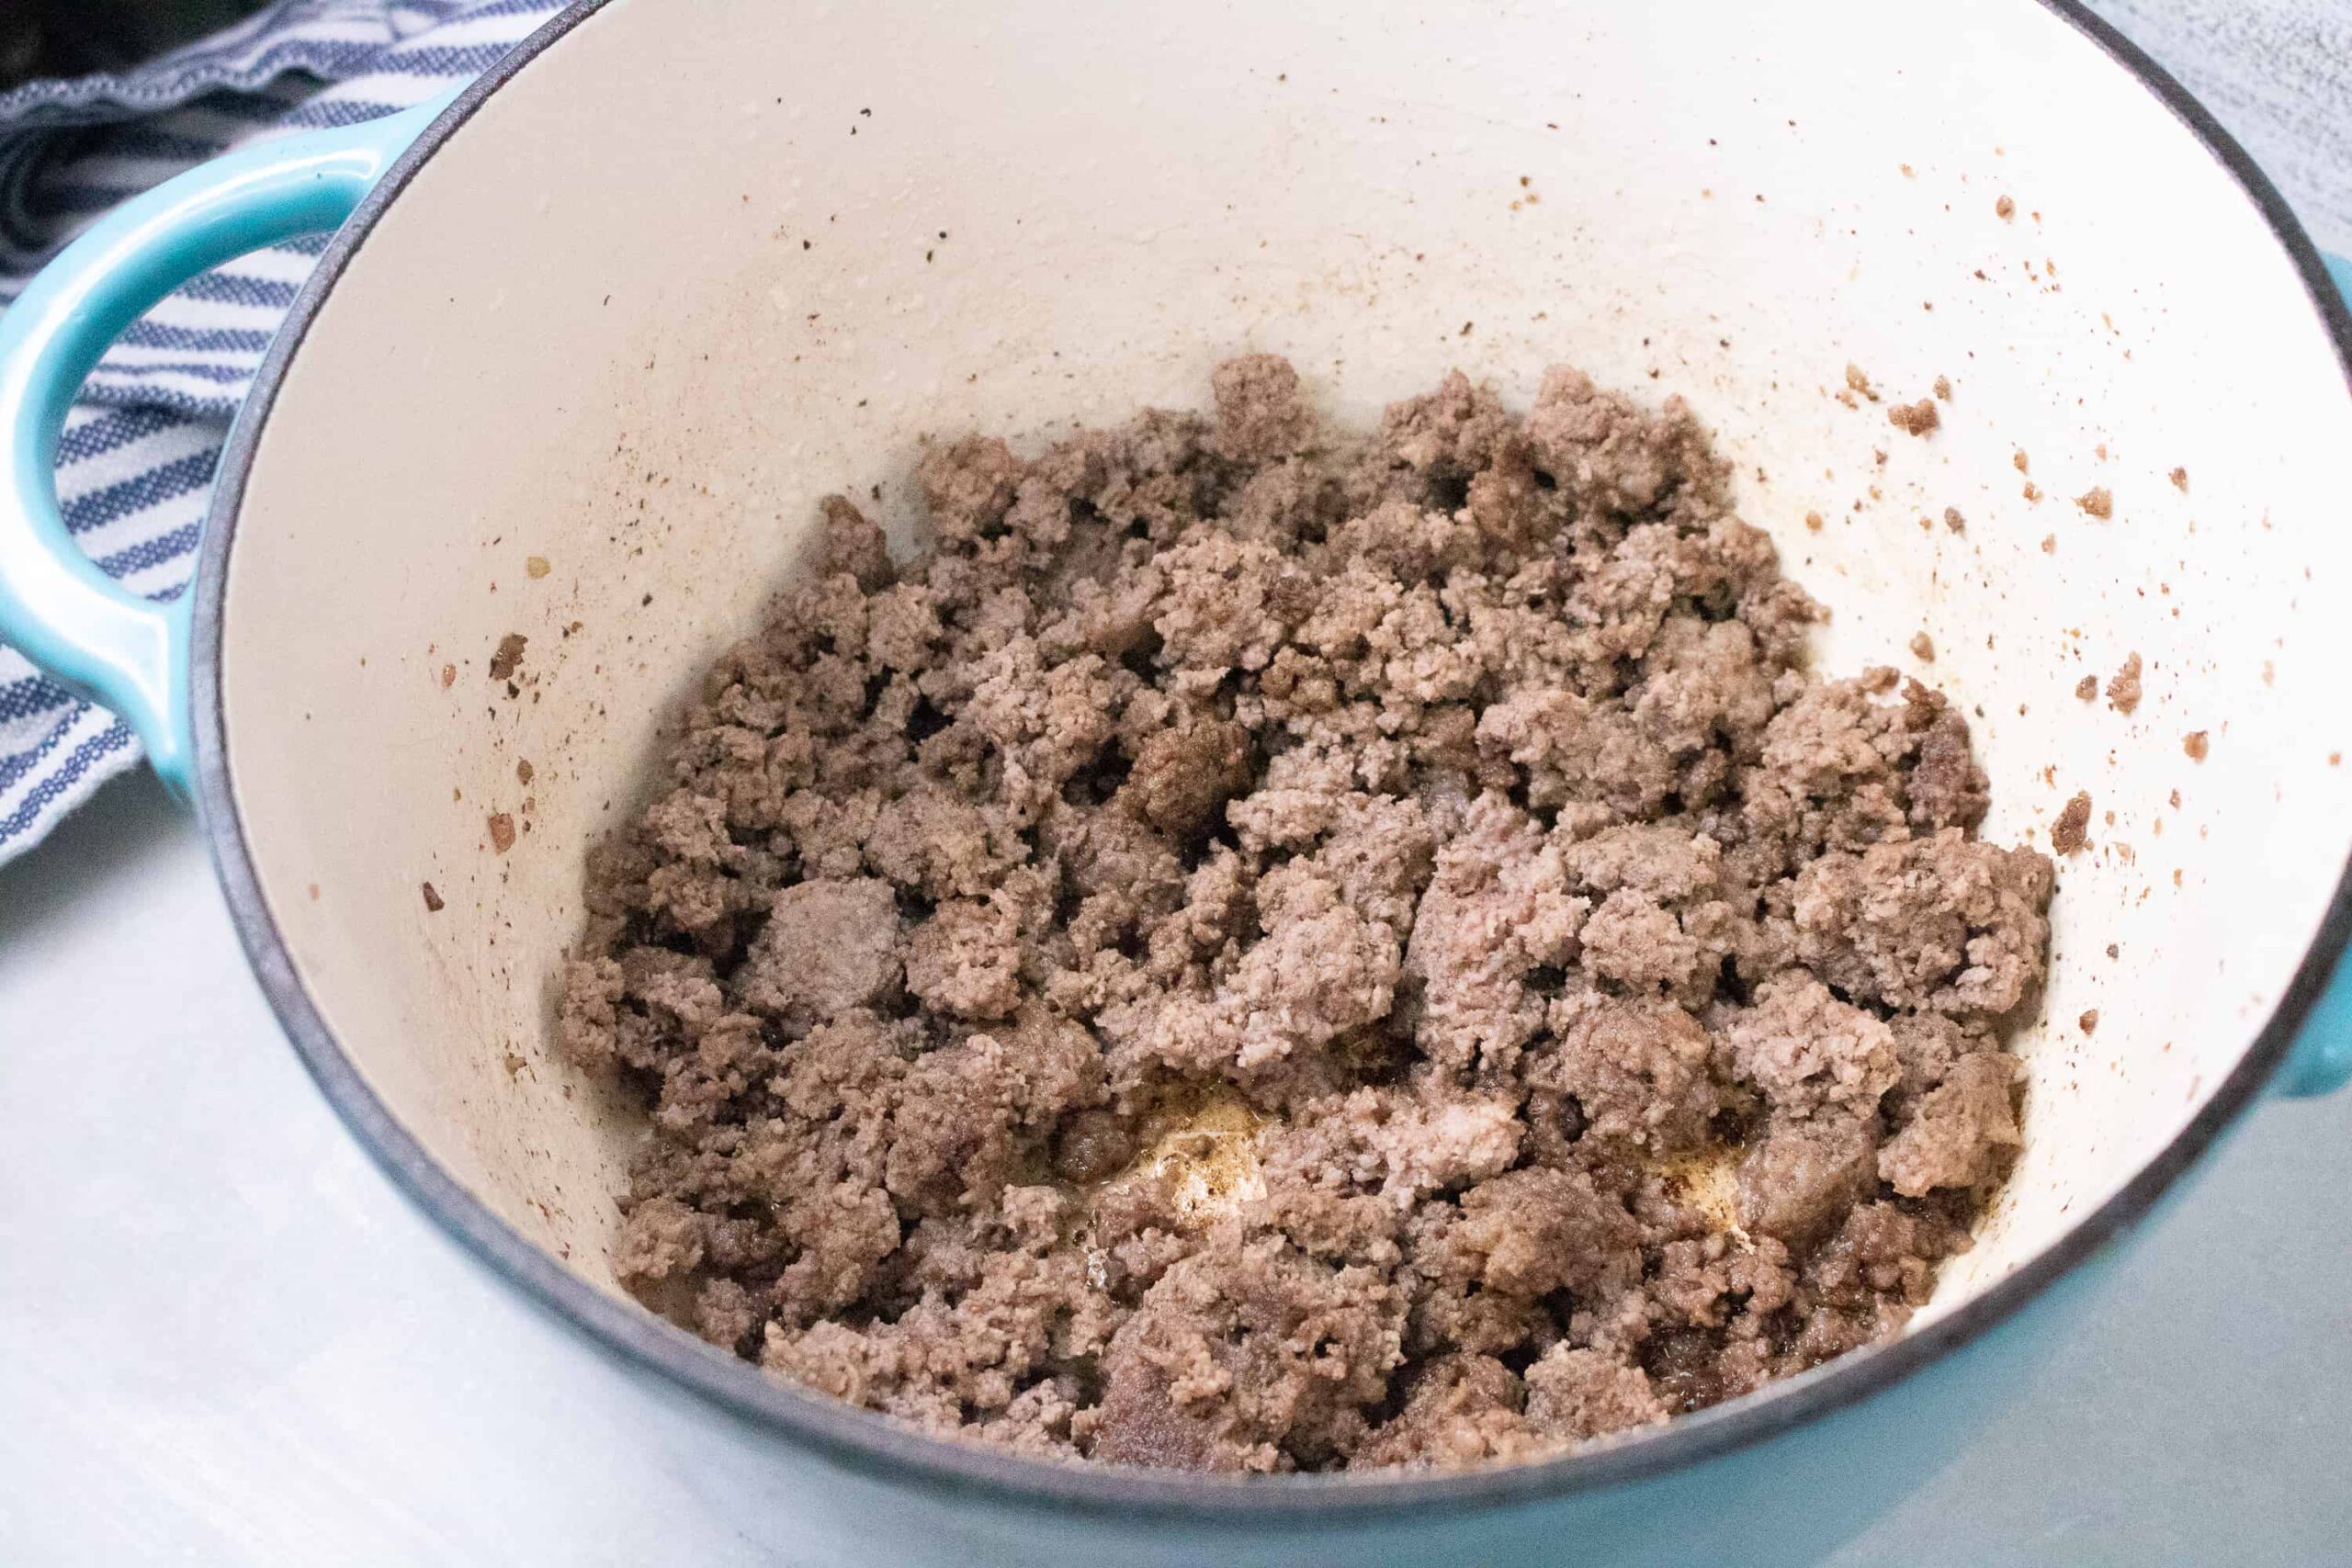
0 0 563 863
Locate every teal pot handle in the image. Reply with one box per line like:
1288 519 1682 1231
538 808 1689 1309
2281 967 2352 1098
0 93 450 799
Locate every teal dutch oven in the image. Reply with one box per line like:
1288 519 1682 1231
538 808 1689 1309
3 3 2348 1562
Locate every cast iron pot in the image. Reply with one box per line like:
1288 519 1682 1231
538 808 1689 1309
4 3 2350 1562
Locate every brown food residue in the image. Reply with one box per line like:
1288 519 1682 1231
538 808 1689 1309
1996 195 2016 220
2051 790 2093 855
487 812 516 852
421 881 445 912
1909 632 1936 661
559 355 2052 1475
2078 1010 2098 1035
1944 506 1965 535
2075 674 2099 701
526 555 552 580
2075 487 2112 520
2169 467 2188 491
1844 362 1881 401
440 663 456 689
518 759 536 785
2105 653 2142 715
1804 509 1824 532
489 633 528 682
1932 376 1951 400
1888 399 1939 436
2183 731 2210 761
2013 450 2030 474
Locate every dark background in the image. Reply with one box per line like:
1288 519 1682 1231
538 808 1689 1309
2 0 270 90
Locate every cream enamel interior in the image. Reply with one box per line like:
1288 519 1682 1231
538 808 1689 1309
217 0 2352 1359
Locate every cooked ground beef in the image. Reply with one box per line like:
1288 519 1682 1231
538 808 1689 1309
559 355 2052 1472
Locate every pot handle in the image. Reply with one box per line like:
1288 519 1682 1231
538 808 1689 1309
0 93 452 800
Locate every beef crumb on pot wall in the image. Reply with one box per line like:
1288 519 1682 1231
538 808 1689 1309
556 355 2053 1473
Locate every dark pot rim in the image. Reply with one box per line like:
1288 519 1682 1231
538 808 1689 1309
187 0 2352 1525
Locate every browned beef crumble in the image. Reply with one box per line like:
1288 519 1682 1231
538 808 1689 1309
1887 399 1939 437
2051 792 2092 857
560 356 2052 1472
2106 653 2143 716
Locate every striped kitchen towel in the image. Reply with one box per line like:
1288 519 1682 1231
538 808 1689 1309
0 0 565 864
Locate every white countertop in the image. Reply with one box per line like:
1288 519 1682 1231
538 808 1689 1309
5 6 2350 1562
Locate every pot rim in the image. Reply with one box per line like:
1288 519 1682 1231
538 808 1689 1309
187 0 2352 1523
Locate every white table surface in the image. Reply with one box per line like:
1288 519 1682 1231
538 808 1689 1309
6 6 2351 1562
